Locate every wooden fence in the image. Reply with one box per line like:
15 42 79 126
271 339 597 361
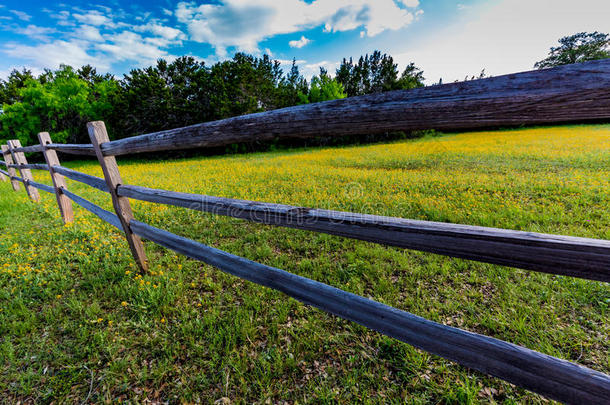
1 60 610 404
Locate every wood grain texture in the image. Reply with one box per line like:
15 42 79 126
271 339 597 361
129 219 610 404
62 188 122 229
0 160 6 181
11 144 43 154
101 59 610 156
117 185 610 282
46 143 95 156
7 140 39 202
2 145 20 191
8 163 50 171
88 121 148 271
51 166 109 193
38 132 73 224
27 180 55 194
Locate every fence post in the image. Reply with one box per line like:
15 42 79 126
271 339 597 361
8 140 40 202
1 145 19 190
0 160 7 182
38 132 73 224
87 121 148 271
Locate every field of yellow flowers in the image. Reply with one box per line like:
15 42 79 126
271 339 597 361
1 125 609 403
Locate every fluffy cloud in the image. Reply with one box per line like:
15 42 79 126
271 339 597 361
398 0 419 7
134 23 186 42
9 10 31 21
302 60 341 78
289 35 311 48
4 40 108 70
176 0 420 56
72 11 112 27
75 25 104 42
2 7 183 73
14 25 57 41
97 32 173 66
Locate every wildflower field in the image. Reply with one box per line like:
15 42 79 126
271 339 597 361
0 124 609 403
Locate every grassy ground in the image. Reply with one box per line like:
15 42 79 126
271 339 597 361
0 125 609 404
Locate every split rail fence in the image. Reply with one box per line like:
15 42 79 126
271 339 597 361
1 60 610 404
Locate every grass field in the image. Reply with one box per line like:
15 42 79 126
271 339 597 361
1 125 609 403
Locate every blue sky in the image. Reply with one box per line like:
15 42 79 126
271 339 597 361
0 0 608 83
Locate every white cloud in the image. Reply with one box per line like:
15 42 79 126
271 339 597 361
75 25 104 42
289 35 311 48
398 0 419 7
97 32 173 66
9 9 31 21
2 7 183 73
176 0 419 56
73 11 112 27
302 60 341 78
134 23 186 42
394 0 610 84
50 11 73 26
4 40 108 71
14 25 57 41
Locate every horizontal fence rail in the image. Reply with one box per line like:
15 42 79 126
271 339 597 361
52 166 109 193
129 219 610 404
117 184 610 282
27 179 55 194
99 60 610 156
47 143 96 156
8 174 24 183
61 188 121 229
11 144 43 153
2 61 610 403
8 163 49 171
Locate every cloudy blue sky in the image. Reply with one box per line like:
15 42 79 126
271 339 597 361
0 0 608 83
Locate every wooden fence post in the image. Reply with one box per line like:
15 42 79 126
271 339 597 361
2 144 21 191
38 132 73 224
87 121 148 271
0 159 7 182
8 140 40 202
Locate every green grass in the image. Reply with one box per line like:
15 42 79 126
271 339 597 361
0 125 609 403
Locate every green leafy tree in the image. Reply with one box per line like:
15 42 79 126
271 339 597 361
397 63 425 89
0 68 35 106
119 57 212 136
0 51 426 148
335 51 424 97
0 65 118 145
278 59 308 107
298 68 346 103
535 32 610 69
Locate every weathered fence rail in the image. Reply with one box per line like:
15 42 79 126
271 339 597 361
2 60 610 404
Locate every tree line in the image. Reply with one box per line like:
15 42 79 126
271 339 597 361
0 31 608 149
0 51 424 147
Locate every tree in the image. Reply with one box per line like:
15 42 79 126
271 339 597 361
298 68 346 104
0 65 118 145
0 68 35 106
535 32 610 69
278 59 308 107
397 63 425 89
119 56 212 136
335 51 424 97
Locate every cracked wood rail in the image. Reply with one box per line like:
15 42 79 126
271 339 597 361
100 59 610 156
